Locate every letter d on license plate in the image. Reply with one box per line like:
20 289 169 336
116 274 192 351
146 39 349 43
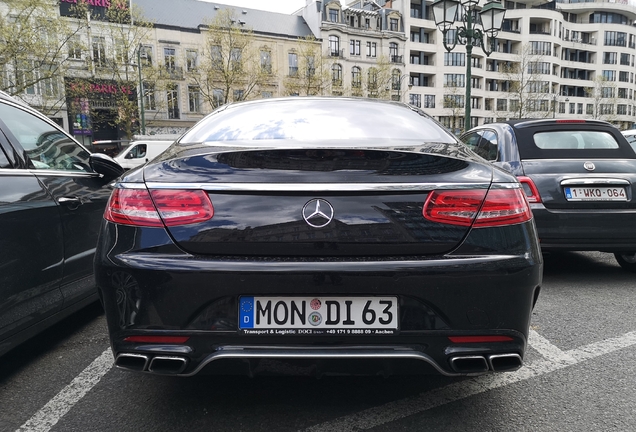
239 296 398 335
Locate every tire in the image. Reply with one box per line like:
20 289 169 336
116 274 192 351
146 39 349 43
614 252 636 272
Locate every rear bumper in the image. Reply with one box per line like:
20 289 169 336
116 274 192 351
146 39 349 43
531 204 636 252
96 250 541 377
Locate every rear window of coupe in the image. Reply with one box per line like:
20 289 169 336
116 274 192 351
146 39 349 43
533 131 619 150
180 99 456 144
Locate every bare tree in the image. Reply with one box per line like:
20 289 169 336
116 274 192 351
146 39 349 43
442 79 465 135
283 36 330 96
499 43 551 119
366 55 392 99
190 9 271 108
64 0 156 140
0 0 87 115
585 75 617 122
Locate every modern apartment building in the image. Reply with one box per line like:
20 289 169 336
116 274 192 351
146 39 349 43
395 0 636 130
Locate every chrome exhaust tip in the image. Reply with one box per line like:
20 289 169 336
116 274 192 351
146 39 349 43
115 353 149 372
449 355 489 374
148 356 188 374
489 353 523 372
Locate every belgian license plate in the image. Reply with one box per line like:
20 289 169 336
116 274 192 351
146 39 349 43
564 186 627 201
239 296 399 335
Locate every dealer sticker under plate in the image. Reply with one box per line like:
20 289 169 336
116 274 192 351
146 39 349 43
239 296 398 335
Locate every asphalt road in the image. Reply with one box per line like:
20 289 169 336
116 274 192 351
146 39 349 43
1 251 634 432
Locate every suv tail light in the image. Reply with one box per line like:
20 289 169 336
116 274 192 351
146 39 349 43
517 176 542 203
105 188 214 227
423 188 532 228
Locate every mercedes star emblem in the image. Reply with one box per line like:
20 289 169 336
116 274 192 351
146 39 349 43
583 161 596 171
302 199 334 228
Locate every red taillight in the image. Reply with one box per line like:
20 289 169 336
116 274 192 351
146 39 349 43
149 189 214 226
448 335 514 343
124 336 190 343
555 119 585 123
422 190 487 227
104 188 214 227
517 176 541 203
423 188 532 228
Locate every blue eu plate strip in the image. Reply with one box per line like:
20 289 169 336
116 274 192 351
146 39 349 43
239 296 254 329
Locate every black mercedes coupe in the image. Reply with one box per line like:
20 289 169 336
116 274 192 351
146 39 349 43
95 97 543 377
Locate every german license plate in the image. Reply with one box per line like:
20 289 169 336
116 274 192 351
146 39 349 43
564 186 627 201
239 296 398 335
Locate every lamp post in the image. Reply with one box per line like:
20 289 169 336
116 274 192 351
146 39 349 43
552 94 557 118
432 0 506 133
136 45 146 135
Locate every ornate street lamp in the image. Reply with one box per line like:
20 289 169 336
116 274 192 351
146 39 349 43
433 0 506 132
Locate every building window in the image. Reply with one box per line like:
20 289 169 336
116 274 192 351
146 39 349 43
620 53 630 65
230 48 241 70
329 35 340 56
142 82 156 110
444 52 465 66
423 95 435 108
115 39 129 63
617 104 627 115
351 66 361 88
188 85 200 112
329 8 338 22
350 39 360 56
389 42 400 63
233 89 244 102
390 18 399 31
409 93 421 108
212 89 224 108
366 42 376 57
260 50 272 73
604 31 626 47
140 45 153 66
211 45 222 66
288 52 298 76
619 71 629 83
166 84 179 119
332 64 342 86
602 70 616 81
92 36 107 68
603 52 617 64
186 49 198 72
392 69 401 90
368 67 378 92
68 36 82 60
262 91 272 98
444 74 465 87
164 47 176 70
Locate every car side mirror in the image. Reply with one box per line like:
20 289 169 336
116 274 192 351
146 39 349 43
90 153 125 179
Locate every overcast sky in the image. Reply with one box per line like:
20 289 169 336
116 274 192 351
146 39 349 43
201 0 307 14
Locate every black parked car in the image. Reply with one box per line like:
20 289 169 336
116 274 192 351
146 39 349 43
95 97 542 377
0 91 123 356
460 119 636 271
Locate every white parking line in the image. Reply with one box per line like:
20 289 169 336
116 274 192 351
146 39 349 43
305 330 636 432
15 331 636 432
15 348 114 432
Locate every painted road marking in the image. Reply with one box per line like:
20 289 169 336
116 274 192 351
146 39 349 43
305 330 636 432
14 331 636 432
15 348 113 432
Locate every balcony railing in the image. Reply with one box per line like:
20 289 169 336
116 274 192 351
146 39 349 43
161 66 184 80
390 55 403 63
329 49 344 58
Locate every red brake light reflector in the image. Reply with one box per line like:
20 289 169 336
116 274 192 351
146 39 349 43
517 176 541 203
124 336 190 344
448 336 514 343
555 119 585 123
104 188 214 227
423 188 532 228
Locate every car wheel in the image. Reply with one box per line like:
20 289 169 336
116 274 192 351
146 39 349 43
614 252 636 272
